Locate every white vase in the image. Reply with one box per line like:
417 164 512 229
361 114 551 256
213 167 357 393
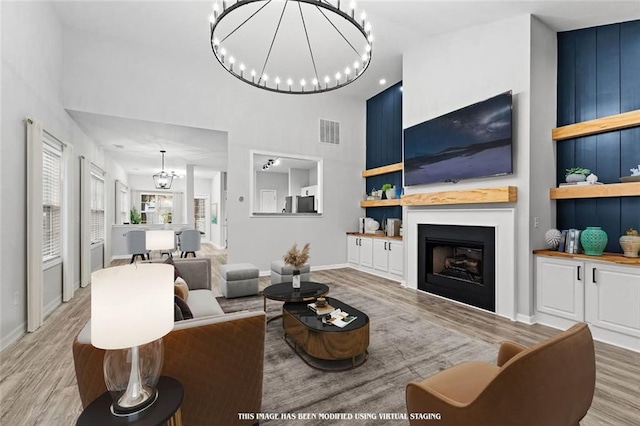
619 236 640 258
385 188 396 199
566 173 586 183
292 270 301 289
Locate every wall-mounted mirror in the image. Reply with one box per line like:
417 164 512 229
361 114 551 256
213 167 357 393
250 151 323 216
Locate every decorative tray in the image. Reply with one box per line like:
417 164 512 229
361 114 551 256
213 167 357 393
620 176 640 183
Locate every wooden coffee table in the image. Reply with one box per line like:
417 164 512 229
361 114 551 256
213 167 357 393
282 297 369 371
262 282 329 323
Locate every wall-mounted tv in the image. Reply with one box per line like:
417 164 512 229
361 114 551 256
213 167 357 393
403 91 513 186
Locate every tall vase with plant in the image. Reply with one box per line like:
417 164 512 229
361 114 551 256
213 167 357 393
130 207 141 224
283 242 310 289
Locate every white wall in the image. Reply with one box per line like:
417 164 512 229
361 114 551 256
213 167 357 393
289 168 310 200
1 2 128 348
403 15 555 318
61 26 365 271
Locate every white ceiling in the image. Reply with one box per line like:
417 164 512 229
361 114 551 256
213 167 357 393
67 110 228 177
54 1 639 177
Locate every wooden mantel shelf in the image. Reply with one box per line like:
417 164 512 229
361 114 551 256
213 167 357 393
361 162 403 178
550 182 640 200
360 199 402 207
401 186 517 206
534 249 640 266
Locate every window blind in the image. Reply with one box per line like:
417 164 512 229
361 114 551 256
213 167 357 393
90 169 105 243
42 139 62 261
120 185 128 224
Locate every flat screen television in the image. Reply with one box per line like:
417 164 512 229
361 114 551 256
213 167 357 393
403 91 513 186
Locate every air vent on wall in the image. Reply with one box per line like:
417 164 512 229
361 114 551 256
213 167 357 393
319 119 340 145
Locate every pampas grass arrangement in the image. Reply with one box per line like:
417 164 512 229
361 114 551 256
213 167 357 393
283 242 310 269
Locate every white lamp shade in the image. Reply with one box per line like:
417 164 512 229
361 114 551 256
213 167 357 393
91 264 174 350
145 230 175 251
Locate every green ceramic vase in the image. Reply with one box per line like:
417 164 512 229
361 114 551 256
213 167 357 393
580 227 608 256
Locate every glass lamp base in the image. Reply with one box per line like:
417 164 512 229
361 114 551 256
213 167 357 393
110 387 158 416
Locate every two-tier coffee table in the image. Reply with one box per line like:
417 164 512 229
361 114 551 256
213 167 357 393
262 281 330 323
282 297 369 371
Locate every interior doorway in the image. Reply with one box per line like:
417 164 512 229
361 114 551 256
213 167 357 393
260 189 277 213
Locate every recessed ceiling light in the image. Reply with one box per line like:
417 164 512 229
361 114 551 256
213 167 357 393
379 79 386 85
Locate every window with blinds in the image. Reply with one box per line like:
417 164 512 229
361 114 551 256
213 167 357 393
90 168 105 244
42 139 62 262
194 198 206 233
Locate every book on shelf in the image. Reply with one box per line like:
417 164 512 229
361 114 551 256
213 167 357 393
558 230 568 252
321 308 357 328
307 302 335 316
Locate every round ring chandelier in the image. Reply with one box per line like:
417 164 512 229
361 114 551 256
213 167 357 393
209 0 373 94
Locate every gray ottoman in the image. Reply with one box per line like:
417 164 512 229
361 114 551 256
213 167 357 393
270 260 310 284
220 263 259 298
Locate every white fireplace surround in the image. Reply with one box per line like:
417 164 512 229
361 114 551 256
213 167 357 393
406 208 516 320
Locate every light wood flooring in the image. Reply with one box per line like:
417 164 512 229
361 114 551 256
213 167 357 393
1 245 639 425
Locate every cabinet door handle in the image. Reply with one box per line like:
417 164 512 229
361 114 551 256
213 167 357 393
592 267 597 284
389 242 392 251
384 241 388 250
357 238 360 246
577 265 581 281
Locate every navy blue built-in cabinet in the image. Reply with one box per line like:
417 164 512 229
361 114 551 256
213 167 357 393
556 20 640 253
364 82 403 225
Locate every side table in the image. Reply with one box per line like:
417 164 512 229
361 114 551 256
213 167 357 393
76 376 184 426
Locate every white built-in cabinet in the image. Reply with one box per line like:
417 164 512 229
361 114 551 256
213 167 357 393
535 255 640 351
348 234 403 282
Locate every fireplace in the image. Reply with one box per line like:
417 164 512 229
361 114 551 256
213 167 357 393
418 224 495 312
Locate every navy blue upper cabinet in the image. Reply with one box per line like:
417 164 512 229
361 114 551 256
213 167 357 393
556 20 640 252
366 82 403 169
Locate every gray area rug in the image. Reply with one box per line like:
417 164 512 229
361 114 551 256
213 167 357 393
218 282 497 425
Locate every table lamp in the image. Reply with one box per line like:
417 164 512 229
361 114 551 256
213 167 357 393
146 230 175 259
91 263 174 416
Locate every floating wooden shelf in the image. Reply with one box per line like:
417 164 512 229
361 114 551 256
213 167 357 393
552 109 640 141
534 249 640 266
361 162 403 178
347 232 402 241
401 186 517 206
360 199 402 207
550 182 640 199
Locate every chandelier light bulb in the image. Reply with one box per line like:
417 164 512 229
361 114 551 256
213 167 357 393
354 61 360 69
229 56 235 63
360 11 366 26
220 47 226 56
275 77 281 84
262 74 269 82
209 14 216 24
349 1 356 18
365 44 371 53
213 38 220 46
365 22 372 32
362 53 369 62
368 34 374 43
345 67 351 75
213 3 220 12
251 69 256 83
335 72 342 80
300 79 306 86
312 78 319 87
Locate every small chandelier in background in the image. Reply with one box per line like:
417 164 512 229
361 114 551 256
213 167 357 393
153 150 173 190
209 0 374 94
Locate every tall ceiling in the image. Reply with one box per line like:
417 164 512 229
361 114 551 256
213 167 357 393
53 1 640 175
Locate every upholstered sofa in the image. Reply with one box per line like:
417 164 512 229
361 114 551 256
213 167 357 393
73 258 266 425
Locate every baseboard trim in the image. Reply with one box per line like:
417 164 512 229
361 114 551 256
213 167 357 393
110 255 130 262
44 296 62 319
516 314 536 324
311 264 349 271
1 323 26 352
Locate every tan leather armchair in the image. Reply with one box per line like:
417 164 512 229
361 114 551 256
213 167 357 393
73 311 266 425
406 323 596 426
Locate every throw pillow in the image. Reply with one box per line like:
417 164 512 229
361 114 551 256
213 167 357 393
174 277 189 301
174 295 193 320
174 303 184 321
